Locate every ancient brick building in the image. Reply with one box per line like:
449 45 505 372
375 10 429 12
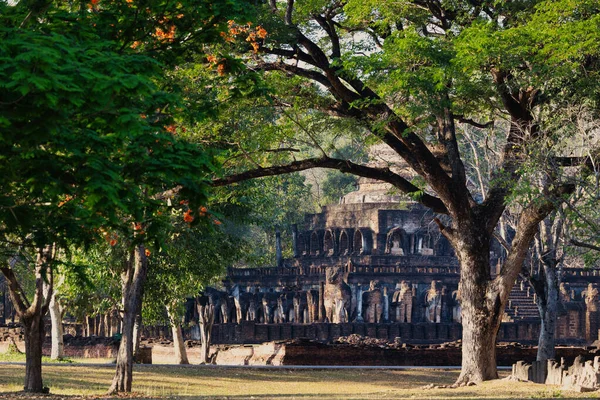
217 174 600 346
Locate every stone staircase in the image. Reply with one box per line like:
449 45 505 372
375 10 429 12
505 281 540 321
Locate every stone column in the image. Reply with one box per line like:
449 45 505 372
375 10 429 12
318 282 325 322
355 284 364 322
383 286 389 322
350 283 358 319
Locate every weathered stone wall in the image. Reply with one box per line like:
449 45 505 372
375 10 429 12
213 340 590 367
203 321 586 346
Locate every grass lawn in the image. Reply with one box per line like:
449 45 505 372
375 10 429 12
0 364 595 399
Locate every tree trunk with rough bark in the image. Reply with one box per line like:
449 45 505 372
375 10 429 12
1 246 54 393
48 290 64 360
108 245 148 394
22 312 46 392
167 305 189 364
453 232 501 384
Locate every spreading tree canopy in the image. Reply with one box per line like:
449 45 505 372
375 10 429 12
206 0 600 383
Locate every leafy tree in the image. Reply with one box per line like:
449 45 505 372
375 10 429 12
0 0 245 391
142 205 245 364
208 0 600 384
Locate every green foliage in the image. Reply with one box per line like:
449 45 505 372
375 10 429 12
320 172 358 206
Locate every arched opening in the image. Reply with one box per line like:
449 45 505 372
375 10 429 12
296 233 306 256
353 230 363 255
339 231 349 255
386 228 406 255
323 230 334 256
421 233 434 255
310 231 320 256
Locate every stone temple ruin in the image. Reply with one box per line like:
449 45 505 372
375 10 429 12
188 172 600 346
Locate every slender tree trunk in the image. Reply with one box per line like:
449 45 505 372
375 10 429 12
197 303 214 364
167 305 189 364
535 261 560 361
48 291 64 360
132 313 142 359
108 245 148 394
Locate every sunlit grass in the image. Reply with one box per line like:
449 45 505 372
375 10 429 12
0 364 598 399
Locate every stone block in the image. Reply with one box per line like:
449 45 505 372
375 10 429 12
281 325 292 340
291 325 305 339
268 325 281 341
512 361 531 381
388 324 400 339
366 324 377 338
340 323 353 336
316 324 330 341
353 323 366 336
305 324 316 339
546 359 564 385
241 321 256 342
255 325 269 342
399 323 412 340
376 325 388 339
330 324 341 340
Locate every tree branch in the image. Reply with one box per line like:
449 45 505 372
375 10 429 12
570 238 600 253
212 157 448 213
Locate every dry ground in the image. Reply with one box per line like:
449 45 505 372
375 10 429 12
0 364 597 399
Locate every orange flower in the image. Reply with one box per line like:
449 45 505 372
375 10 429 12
213 219 222 225
165 124 177 133
207 54 218 63
155 25 176 42
180 200 189 205
183 209 194 222
134 223 142 231
109 239 117 246
130 41 141 49
145 249 151 257
251 41 259 53
217 63 226 76
256 26 267 39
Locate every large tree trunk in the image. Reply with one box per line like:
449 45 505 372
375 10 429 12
454 237 502 384
48 290 64 360
108 244 148 394
167 305 189 364
1 246 54 393
22 312 46 392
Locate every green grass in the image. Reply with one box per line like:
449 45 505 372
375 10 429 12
0 351 74 364
0 364 598 399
